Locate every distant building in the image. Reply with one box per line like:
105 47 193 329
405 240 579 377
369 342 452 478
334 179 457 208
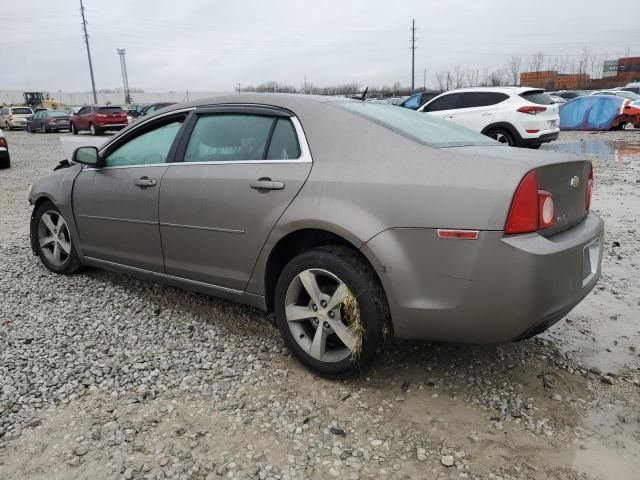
520 56 640 90
617 57 640 84
602 60 618 78
519 71 589 90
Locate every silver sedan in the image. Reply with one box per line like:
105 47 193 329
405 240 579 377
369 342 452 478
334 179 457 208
28 94 603 376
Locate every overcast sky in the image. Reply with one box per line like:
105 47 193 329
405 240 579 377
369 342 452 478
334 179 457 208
2 0 639 93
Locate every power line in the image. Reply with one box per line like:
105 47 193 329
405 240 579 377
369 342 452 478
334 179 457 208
79 0 97 104
410 19 417 90
117 49 131 104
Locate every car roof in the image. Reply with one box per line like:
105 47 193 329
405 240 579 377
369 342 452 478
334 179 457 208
434 86 542 95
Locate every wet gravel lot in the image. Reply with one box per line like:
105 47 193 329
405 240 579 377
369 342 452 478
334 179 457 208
1 129 639 479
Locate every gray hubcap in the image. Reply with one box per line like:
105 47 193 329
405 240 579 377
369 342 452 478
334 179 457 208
285 269 357 363
38 210 71 267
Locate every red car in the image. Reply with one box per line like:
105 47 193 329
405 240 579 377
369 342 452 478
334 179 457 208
70 105 128 136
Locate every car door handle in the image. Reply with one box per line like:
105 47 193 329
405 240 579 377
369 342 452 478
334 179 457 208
250 178 285 190
134 176 157 188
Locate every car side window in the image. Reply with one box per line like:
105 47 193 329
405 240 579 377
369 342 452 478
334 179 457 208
423 93 461 112
184 114 274 163
103 119 184 167
266 118 300 160
461 92 509 108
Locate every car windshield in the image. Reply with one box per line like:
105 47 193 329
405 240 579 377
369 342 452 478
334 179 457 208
12 108 32 114
334 101 498 148
99 107 124 114
49 111 68 117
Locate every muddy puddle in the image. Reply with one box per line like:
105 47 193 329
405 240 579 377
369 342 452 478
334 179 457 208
541 140 640 162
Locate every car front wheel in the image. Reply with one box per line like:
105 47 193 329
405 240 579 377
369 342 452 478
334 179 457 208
71 123 78 135
274 245 389 377
31 202 81 274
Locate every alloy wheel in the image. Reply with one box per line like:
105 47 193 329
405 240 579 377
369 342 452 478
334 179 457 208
37 210 72 267
490 132 511 145
284 269 358 363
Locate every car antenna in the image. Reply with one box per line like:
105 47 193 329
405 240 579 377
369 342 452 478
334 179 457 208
351 86 369 101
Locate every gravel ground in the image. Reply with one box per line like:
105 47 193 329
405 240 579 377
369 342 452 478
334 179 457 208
0 130 639 480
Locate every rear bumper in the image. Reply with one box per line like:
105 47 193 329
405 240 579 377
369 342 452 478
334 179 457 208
96 123 127 130
361 212 604 343
521 131 559 147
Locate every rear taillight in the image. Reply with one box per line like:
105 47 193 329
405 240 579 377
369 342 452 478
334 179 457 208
586 164 593 211
0 138 6 147
505 170 556 234
517 106 547 115
47 118 56 124
96 113 107 118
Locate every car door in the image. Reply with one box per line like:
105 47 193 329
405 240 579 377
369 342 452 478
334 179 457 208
453 92 508 131
159 106 312 291
30 111 40 130
72 113 188 272
420 93 463 121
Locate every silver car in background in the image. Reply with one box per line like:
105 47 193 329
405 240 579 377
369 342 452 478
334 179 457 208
28 94 603 376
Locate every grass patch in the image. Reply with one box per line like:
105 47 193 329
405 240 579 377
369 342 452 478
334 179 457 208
341 288 365 360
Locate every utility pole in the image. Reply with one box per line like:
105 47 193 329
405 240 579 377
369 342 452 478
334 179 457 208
117 49 130 104
304 75 307 94
80 0 97 104
236 83 242 94
410 19 417 90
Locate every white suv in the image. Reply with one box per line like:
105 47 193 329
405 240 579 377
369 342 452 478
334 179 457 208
417 87 559 148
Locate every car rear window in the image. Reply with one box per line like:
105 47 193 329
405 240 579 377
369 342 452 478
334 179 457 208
99 107 125 114
11 108 33 114
49 111 68 117
520 91 554 105
335 101 498 148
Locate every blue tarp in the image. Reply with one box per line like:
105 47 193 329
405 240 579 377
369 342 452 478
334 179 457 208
559 95 625 131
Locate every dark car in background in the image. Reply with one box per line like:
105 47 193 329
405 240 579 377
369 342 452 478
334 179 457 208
139 102 177 117
400 91 443 110
127 103 150 119
549 90 588 101
27 110 71 133
70 105 129 136
0 128 9 169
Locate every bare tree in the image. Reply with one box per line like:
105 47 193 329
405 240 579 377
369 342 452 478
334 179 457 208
527 51 546 72
434 72 446 91
453 66 466 88
489 70 505 86
506 56 522 85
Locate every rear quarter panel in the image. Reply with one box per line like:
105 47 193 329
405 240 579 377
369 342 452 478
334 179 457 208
246 101 583 296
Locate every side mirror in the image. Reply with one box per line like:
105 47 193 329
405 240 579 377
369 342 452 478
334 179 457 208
73 146 100 166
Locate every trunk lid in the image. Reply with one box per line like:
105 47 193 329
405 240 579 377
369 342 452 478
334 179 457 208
535 160 590 236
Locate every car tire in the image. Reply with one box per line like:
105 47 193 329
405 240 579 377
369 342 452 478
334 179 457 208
89 123 99 136
0 157 9 169
30 202 81 274
71 123 78 135
274 245 389 377
485 128 515 147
